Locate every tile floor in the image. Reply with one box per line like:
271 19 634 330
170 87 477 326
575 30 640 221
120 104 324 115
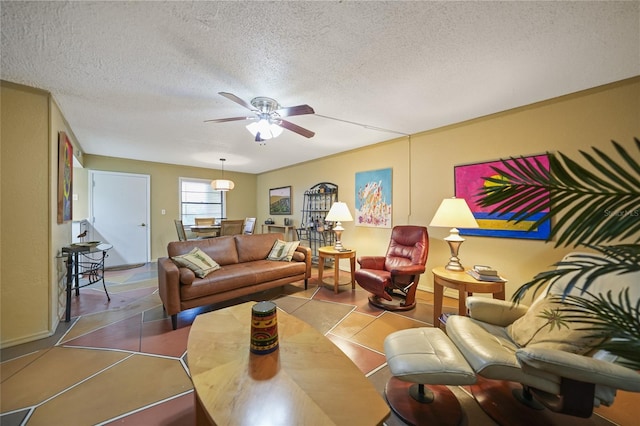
0 263 635 425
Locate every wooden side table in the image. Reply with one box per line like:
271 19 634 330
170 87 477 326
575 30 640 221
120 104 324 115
432 266 506 326
317 246 356 293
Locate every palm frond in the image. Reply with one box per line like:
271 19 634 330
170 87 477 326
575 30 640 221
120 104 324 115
477 138 640 248
551 288 640 369
597 340 640 370
587 142 640 190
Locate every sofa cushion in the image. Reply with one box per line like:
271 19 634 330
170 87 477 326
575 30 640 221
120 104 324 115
267 239 300 262
507 296 603 355
167 237 239 266
172 247 221 278
235 233 283 262
180 260 306 301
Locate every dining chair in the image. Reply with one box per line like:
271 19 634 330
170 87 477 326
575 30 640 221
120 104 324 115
220 219 244 236
192 217 218 238
194 217 216 226
243 218 257 234
174 219 188 241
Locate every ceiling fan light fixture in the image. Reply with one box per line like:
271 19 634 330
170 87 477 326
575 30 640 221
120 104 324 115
257 118 271 135
246 120 283 141
211 158 235 191
270 123 284 138
211 92 315 140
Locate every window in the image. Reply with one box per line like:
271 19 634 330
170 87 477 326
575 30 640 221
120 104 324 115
179 178 225 225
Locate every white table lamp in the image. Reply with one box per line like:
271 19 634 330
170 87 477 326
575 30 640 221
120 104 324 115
325 202 353 251
429 197 479 271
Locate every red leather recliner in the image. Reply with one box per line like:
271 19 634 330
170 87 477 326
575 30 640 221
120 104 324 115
355 225 428 310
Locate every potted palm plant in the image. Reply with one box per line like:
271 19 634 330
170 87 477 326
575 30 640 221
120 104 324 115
477 138 640 368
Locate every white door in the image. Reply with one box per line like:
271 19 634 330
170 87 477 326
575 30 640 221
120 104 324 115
89 171 150 268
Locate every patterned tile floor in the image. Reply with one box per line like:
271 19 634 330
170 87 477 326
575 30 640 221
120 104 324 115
0 263 635 425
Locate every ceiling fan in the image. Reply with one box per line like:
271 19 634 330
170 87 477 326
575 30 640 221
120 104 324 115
205 92 316 142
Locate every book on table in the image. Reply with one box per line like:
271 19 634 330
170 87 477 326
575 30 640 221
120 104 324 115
472 265 498 275
468 265 507 282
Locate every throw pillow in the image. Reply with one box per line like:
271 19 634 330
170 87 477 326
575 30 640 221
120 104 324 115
267 239 300 262
507 296 604 355
172 247 221 278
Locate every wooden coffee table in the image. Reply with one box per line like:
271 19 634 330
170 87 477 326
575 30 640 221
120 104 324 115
187 302 390 425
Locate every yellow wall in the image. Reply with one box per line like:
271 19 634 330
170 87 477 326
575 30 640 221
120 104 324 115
1 82 50 346
1 81 82 347
258 77 640 302
81 156 257 261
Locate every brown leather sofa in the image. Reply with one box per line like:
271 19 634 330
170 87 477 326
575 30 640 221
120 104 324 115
158 232 311 329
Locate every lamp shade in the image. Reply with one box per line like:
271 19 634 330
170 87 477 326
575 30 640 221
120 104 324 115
429 198 479 229
211 179 235 191
211 158 234 191
430 197 478 271
325 202 353 222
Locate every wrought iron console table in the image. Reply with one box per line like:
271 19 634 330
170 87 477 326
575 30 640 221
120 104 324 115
61 243 113 322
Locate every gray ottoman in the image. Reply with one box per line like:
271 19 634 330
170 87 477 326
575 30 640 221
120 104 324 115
384 327 477 426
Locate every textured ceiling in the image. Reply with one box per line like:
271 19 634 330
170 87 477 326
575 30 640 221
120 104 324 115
2 1 639 174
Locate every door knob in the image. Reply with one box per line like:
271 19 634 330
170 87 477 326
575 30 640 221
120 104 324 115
140 223 146 227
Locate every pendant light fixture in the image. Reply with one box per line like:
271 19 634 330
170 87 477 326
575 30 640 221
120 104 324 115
211 158 235 191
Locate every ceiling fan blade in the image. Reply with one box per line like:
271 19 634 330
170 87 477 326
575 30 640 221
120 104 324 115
218 92 256 111
204 116 252 123
279 119 315 138
277 104 315 117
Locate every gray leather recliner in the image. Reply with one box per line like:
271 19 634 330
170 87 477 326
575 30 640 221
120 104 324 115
445 252 640 418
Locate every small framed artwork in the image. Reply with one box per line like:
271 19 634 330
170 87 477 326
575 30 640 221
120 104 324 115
57 131 73 223
355 167 392 228
269 186 292 215
454 154 550 239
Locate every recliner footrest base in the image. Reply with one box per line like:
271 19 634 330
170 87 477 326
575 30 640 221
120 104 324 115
385 377 462 426
368 294 416 311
